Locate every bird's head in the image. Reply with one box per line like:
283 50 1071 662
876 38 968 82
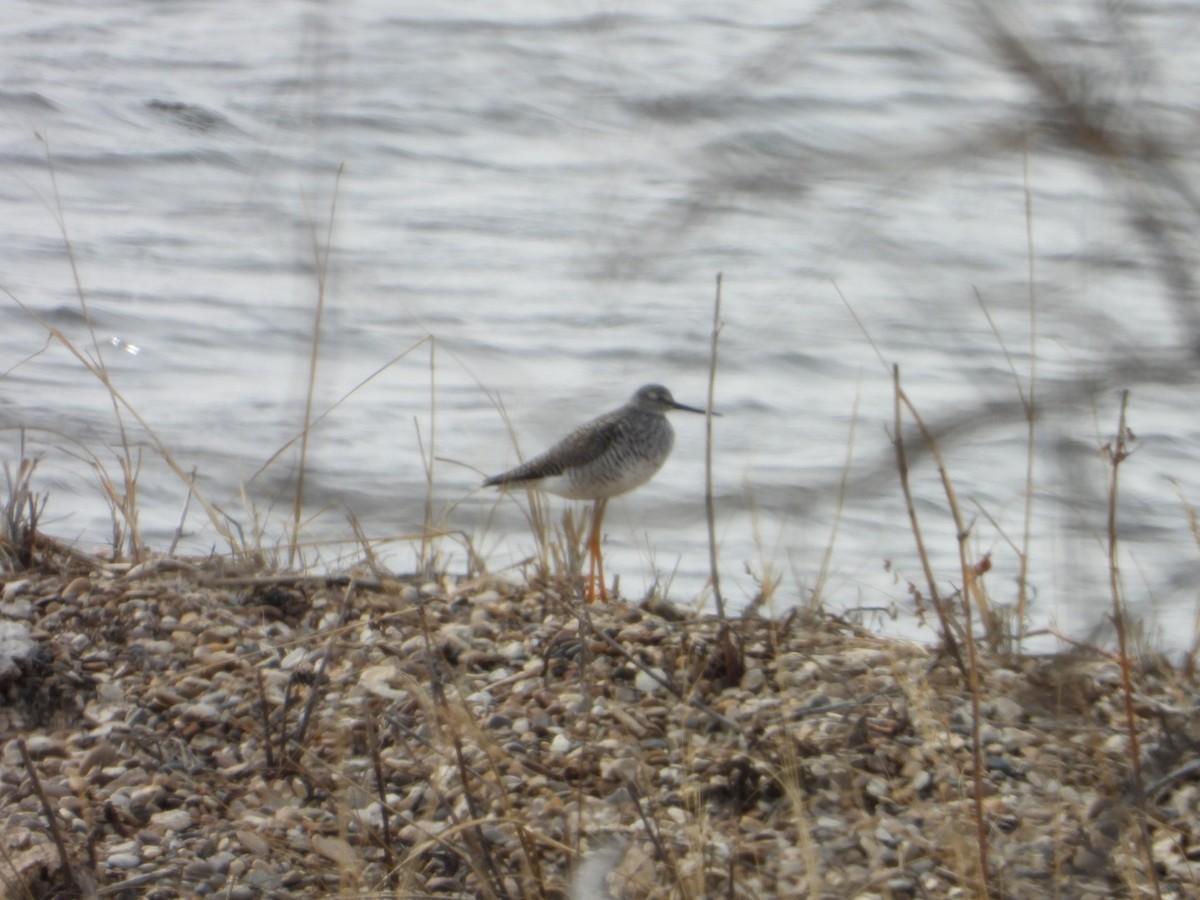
631 384 715 416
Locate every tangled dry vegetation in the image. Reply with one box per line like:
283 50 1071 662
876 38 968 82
0 535 1198 900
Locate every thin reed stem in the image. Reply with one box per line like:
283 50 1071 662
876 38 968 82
705 273 725 619
291 163 344 567
420 338 438 576
1019 142 1038 653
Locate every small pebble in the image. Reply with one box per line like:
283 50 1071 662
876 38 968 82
150 808 193 832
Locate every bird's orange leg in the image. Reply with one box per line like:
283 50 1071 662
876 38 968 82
586 499 608 602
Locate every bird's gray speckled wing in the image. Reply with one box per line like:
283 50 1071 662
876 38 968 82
483 410 625 486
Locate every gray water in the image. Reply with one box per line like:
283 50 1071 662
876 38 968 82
4 1 1200 651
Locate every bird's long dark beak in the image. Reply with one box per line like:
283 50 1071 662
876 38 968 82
674 400 721 417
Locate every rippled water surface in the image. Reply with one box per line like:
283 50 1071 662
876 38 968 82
4 1 1200 649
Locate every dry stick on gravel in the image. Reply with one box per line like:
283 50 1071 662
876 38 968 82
893 367 990 894
293 579 356 751
1105 390 1162 899
448 713 505 898
624 779 678 888
252 666 276 772
18 738 91 898
362 697 398 890
93 869 175 897
93 869 175 896
413 607 507 898
276 673 297 770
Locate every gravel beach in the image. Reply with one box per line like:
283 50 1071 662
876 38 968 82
2 545 1199 898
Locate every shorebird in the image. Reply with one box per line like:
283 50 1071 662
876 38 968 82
483 384 714 602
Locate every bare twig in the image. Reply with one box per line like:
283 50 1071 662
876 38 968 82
95 869 174 895
1105 391 1161 898
891 367 964 674
363 698 398 888
293 577 354 749
893 368 988 893
252 666 276 772
705 274 743 687
18 739 85 896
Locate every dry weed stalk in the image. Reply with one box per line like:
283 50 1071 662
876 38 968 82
892 366 990 894
704 274 743 686
890 368 965 674
1103 390 1162 898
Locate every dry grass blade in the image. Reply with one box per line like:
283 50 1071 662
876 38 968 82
4 290 241 556
36 136 144 562
243 336 432 492
1 444 45 571
812 380 860 609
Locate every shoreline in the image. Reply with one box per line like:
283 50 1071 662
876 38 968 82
1 549 1197 898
